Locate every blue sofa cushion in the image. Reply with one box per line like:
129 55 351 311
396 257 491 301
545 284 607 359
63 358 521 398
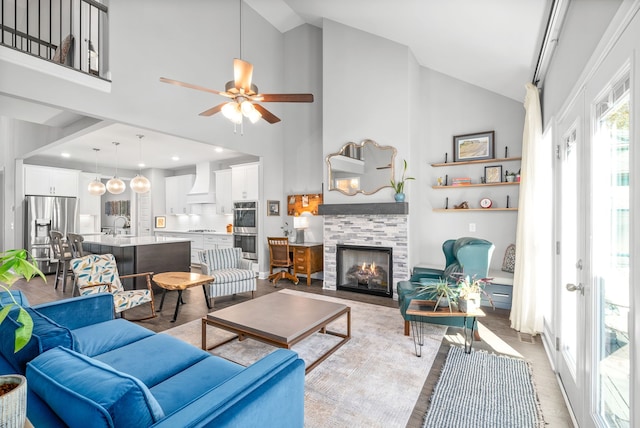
0 290 30 307
72 318 154 357
150 355 244 415
0 306 73 374
94 334 210 387
26 346 165 427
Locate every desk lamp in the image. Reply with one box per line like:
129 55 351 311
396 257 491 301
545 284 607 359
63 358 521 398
293 216 309 244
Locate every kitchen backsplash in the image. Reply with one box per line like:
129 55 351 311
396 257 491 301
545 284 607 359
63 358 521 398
162 204 232 232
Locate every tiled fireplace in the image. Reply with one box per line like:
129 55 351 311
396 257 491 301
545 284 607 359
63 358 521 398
320 203 409 300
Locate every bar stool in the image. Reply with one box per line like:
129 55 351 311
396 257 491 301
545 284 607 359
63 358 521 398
49 231 73 292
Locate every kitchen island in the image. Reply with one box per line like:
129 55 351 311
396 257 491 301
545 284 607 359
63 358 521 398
82 235 191 290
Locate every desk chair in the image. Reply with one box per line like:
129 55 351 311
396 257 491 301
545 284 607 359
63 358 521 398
267 237 299 286
50 230 73 292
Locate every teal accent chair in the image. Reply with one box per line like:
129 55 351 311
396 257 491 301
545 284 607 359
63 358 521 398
397 237 495 335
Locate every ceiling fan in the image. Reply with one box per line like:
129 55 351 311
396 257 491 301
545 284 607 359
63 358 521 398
160 58 313 124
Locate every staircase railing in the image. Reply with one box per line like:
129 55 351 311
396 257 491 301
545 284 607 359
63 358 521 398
1 0 108 78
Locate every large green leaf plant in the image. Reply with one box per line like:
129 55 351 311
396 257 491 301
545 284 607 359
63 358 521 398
0 249 46 352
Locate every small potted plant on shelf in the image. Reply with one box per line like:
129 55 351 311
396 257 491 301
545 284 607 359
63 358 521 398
454 274 494 313
505 170 517 182
390 159 415 202
412 279 459 312
0 249 45 428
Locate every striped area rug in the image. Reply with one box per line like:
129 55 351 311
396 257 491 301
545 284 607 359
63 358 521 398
423 346 545 428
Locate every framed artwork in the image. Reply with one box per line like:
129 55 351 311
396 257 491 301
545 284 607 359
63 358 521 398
155 216 166 228
484 165 503 184
267 200 280 216
453 131 495 162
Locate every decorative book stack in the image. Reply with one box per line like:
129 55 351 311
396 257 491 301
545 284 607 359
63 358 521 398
451 177 472 186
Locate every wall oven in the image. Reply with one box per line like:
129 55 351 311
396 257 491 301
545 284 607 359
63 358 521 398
233 201 257 234
234 233 257 261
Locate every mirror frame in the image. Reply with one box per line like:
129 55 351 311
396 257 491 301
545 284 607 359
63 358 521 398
326 139 397 196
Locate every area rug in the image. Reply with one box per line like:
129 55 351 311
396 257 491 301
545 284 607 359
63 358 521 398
422 345 545 428
163 289 447 427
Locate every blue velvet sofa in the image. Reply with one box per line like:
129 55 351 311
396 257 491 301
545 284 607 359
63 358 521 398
0 292 305 427
397 237 495 335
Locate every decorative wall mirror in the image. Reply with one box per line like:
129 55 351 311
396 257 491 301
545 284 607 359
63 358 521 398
326 139 396 195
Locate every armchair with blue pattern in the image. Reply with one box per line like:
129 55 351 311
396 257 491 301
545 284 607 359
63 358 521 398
397 237 495 335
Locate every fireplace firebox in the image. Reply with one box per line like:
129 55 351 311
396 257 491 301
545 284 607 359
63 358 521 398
336 244 393 297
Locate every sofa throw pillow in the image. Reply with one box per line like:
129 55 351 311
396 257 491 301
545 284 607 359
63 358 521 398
502 244 516 273
52 34 74 64
0 306 73 374
27 347 165 428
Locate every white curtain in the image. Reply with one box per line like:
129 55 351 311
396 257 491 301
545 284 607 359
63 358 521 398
510 83 549 335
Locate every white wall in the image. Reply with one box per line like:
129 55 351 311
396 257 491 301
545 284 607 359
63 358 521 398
415 68 525 271
541 0 622 125
322 19 413 205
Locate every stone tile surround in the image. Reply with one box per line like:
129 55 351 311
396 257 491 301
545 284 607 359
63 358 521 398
323 213 408 300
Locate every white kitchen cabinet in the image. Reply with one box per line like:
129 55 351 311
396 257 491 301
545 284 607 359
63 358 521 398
203 234 233 250
78 173 102 217
165 175 196 215
214 169 232 214
24 165 79 197
231 163 259 201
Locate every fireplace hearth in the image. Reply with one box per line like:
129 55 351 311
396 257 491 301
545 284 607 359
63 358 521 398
337 244 393 297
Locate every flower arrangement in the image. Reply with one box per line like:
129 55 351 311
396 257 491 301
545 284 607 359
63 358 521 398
0 249 46 352
281 222 292 237
454 274 494 312
390 159 415 194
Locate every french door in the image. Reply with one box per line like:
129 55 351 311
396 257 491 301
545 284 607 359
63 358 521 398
555 69 631 427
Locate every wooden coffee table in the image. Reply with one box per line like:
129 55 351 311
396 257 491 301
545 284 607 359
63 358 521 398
153 272 213 323
202 292 351 374
407 299 485 356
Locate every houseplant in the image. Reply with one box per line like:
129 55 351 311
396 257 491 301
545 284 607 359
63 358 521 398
505 170 517 182
412 279 458 312
0 249 45 427
455 274 494 312
390 159 415 202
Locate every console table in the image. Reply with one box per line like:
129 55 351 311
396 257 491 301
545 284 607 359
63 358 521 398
290 242 323 286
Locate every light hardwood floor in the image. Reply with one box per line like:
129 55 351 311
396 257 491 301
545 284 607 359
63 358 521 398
12 271 574 427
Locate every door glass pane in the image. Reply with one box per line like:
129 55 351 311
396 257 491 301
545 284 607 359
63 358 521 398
593 89 630 426
560 128 578 375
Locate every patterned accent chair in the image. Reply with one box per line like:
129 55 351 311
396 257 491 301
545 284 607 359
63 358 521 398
397 237 495 336
70 254 156 320
199 247 256 306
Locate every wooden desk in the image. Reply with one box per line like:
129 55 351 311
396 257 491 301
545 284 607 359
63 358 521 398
289 242 323 286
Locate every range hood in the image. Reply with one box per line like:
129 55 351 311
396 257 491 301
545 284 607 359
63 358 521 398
187 162 216 204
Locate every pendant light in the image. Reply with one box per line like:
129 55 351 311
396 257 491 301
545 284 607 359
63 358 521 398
106 142 126 194
130 134 151 194
87 148 106 196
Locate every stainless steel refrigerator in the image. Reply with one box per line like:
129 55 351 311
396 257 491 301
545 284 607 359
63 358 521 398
24 195 78 274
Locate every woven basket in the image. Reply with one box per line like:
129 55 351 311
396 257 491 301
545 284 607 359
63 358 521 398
0 375 27 428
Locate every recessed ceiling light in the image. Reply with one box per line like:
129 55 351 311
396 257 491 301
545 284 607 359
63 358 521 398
138 162 146 168
171 156 180 161
215 147 223 153
61 153 71 158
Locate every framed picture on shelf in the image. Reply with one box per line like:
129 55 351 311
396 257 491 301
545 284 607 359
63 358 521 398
155 216 166 228
453 131 495 162
267 200 280 216
484 165 503 184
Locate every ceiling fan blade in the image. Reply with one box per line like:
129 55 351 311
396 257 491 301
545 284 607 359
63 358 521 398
233 59 254 93
159 77 225 96
253 104 281 124
258 93 314 103
198 103 226 117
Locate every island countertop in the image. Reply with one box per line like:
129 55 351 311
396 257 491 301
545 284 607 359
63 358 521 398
82 235 191 247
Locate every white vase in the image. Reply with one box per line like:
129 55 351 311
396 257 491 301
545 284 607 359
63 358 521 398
0 375 27 428
458 293 481 313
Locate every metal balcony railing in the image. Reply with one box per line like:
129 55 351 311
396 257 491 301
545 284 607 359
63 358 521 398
1 0 108 78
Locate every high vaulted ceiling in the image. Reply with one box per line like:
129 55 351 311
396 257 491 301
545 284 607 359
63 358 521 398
246 0 550 102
